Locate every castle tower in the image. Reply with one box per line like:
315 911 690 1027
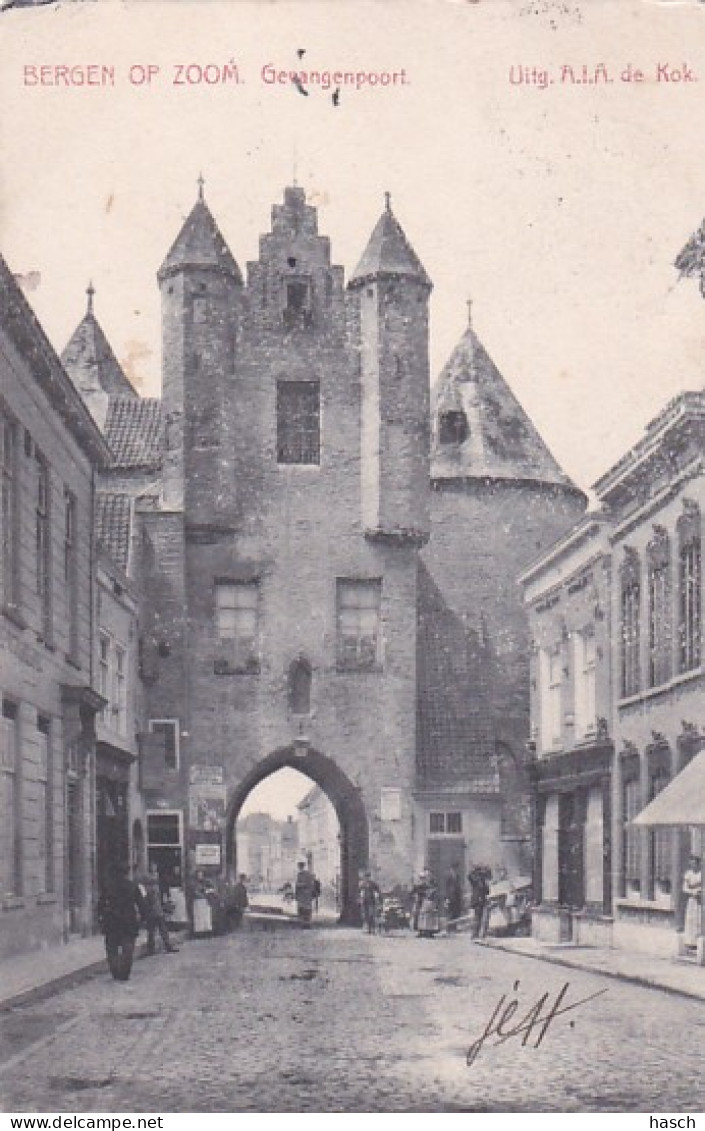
157 179 243 518
61 283 137 431
348 194 432 544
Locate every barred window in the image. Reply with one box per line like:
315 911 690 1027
336 579 382 670
215 581 260 671
282 278 313 331
276 381 320 465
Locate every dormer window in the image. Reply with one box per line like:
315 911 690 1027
283 276 313 330
438 410 469 446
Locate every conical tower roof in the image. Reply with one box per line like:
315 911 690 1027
431 322 578 489
61 286 136 400
349 194 430 289
158 186 242 284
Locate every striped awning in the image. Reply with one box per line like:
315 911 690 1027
633 751 705 827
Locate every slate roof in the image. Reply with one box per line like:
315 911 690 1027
349 201 431 288
95 492 132 573
158 196 242 283
103 396 163 470
61 310 137 399
416 563 498 790
431 325 577 488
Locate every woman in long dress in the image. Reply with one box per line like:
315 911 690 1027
683 854 702 948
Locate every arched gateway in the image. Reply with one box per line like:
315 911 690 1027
225 745 369 925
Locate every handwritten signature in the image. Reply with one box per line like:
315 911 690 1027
466 979 607 1068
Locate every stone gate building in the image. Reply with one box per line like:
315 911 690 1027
62 183 585 921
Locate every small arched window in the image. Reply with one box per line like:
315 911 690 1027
438 410 469 446
289 658 312 716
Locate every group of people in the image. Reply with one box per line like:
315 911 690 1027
356 862 494 938
96 862 178 982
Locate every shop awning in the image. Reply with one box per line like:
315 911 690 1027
633 751 705 827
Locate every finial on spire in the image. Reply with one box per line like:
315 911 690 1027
466 297 473 328
86 280 95 316
197 172 205 201
384 191 392 213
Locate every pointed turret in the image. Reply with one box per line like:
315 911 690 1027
431 313 577 489
62 284 136 429
349 193 430 290
158 179 243 513
349 194 432 543
158 182 242 284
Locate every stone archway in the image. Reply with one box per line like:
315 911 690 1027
225 745 368 925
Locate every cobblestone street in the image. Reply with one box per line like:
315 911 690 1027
1 925 704 1113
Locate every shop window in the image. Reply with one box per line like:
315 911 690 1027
336 579 382 671
648 757 672 900
620 550 641 698
37 715 53 893
146 810 183 890
1 410 20 611
438 410 469 446
622 770 641 897
215 581 260 672
1 700 21 896
678 505 701 673
148 719 179 771
276 381 320 465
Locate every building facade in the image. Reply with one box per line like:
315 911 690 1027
521 513 614 946
56 183 583 923
0 255 110 961
595 392 705 958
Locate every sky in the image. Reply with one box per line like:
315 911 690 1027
1 1 704 495
239 767 314 821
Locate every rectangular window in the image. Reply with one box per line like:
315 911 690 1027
446 812 462 834
622 775 641 896
621 580 641 698
540 648 563 751
679 537 701 673
429 812 445 834
1 700 21 896
1 411 20 609
114 645 127 736
99 632 110 724
283 277 313 330
64 491 79 658
648 563 671 688
35 455 52 642
336 579 382 671
146 809 183 887
215 581 260 671
574 631 597 739
649 766 671 898
37 716 53 893
276 381 320 465
148 719 179 771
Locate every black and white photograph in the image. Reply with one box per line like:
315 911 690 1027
0 0 704 1116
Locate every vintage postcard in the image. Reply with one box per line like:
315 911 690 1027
1 0 705 1117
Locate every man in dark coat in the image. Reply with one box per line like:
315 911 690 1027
230 873 249 928
467 864 491 940
294 861 315 924
97 863 146 981
140 865 178 955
